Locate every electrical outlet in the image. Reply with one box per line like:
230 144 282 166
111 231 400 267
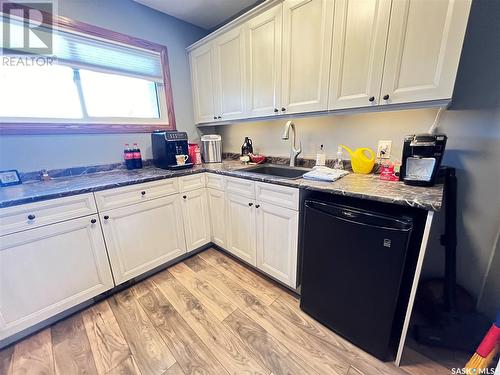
377 140 392 159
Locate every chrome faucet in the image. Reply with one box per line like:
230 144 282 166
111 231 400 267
281 120 302 167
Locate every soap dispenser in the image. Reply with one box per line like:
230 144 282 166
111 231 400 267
316 145 326 166
333 146 344 170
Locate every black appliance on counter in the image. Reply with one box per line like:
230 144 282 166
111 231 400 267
299 190 427 360
152 130 192 170
400 133 447 187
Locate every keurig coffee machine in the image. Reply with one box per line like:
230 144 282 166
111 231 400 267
151 130 192 169
400 134 447 186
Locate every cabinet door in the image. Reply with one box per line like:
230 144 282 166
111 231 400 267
245 3 283 117
212 26 246 120
207 188 226 248
0 215 114 340
380 0 471 104
190 43 217 123
101 195 186 284
281 0 334 114
226 193 256 265
328 0 391 109
256 203 298 288
181 189 211 251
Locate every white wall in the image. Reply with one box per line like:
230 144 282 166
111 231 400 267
217 108 438 159
0 0 207 171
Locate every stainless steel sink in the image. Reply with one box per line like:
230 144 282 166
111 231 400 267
239 164 310 179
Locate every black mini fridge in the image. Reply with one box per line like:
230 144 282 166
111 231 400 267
300 199 414 360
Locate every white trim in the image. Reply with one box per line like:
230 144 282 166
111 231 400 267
395 211 434 366
195 99 452 127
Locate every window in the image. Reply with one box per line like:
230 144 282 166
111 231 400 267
0 12 175 133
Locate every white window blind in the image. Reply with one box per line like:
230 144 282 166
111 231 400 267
1 16 164 81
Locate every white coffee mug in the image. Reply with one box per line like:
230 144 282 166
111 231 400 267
176 154 189 165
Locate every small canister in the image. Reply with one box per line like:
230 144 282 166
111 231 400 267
201 135 222 163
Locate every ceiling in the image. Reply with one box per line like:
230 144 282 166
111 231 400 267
133 0 260 30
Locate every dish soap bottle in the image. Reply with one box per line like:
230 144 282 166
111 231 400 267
333 146 344 170
316 145 326 166
241 137 253 156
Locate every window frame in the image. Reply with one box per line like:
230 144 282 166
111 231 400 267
0 11 176 134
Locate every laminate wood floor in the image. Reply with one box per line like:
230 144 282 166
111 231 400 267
0 248 449 375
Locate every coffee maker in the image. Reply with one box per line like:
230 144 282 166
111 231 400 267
400 134 447 186
151 130 191 169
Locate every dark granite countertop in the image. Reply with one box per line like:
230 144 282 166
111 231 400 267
0 160 444 211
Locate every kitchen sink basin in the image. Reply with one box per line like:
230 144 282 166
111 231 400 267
239 164 310 179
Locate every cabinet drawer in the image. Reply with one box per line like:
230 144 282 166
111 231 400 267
179 174 206 192
225 176 255 198
94 179 179 211
0 193 97 236
256 182 299 210
206 173 225 190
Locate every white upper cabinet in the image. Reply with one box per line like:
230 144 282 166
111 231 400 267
188 0 471 122
281 0 334 114
190 43 217 123
245 3 283 117
328 0 391 109
212 26 247 120
380 0 471 105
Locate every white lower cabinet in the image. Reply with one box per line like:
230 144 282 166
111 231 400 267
224 180 299 288
0 215 114 340
226 193 257 265
207 188 226 247
101 195 186 285
181 189 211 251
256 203 298 287
0 175 302 343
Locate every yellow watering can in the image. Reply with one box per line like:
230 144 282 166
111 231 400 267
340 145 375 174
